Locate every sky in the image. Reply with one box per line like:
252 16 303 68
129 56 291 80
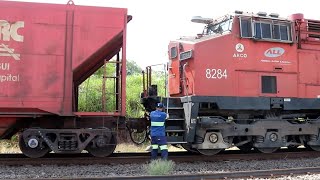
5 0 320 68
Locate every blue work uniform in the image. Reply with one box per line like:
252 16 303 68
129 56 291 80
150 109 168 160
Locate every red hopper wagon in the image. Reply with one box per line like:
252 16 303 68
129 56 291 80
0 0 130 157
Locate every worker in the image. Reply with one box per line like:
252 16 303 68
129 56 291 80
149 103 168 160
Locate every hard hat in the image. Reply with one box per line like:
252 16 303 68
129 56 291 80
156 103 164 108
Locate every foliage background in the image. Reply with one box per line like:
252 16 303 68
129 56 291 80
78 60 166 118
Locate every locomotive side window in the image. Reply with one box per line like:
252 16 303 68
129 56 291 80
170 47 177 59
261 23 272 38
254 22 272 39
254 23 262 38
273 25 280 39
240 18 252 37
280 25 289 40
239 17 292 43
261 76 277 94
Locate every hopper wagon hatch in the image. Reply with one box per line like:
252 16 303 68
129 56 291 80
0 0 131 158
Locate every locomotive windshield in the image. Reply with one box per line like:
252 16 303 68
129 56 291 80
203 15 233 35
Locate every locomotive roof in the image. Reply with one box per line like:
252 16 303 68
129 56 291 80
235 11 291 22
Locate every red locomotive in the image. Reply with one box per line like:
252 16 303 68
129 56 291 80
0 1 130 157
142 11 320 155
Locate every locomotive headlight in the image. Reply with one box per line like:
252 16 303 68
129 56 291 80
179 50 193 61
269 133 278 142
209 133 218 143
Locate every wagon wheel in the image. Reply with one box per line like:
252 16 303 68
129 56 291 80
256 147 279 153
197 149 222 156
86 133 117 157
19 134 50 158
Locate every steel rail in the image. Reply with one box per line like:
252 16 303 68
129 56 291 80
1 150 320 166
49 166 320 180
31 167 320 180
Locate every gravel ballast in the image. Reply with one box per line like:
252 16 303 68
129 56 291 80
2 158 320 179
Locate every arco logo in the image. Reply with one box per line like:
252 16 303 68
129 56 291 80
264 47 285 58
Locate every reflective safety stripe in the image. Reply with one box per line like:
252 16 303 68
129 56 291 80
151 122 165 126
151 144 159 149
160 145 168 150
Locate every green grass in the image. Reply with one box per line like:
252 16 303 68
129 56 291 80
144 159 175 175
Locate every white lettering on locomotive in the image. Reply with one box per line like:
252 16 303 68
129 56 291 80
260 59 292 65
233 53 247 58
0 20 24 42
233 43 247 58
205 69 227 79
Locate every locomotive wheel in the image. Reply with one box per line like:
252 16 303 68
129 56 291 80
86 133 117 157
197 149 222 156
181 143 199 153
19 134 50 158
309 145 320 152
257 147 279 153
287 145 299 150
238 144 253 153
304 142 313 150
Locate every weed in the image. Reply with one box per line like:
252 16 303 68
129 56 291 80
144 159 175 175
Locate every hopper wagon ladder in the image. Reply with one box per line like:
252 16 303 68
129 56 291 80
101 54 122 113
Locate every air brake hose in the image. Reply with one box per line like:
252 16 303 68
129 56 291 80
126 124 149 145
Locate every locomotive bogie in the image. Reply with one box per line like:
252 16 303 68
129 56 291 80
179 96 320 154
194 116 320 151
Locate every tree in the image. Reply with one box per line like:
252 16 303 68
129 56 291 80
126 60 142 75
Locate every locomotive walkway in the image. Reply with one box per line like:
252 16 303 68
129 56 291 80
1 148 320 166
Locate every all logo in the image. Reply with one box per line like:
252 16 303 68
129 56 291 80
233 43 247 58
264 47 285 58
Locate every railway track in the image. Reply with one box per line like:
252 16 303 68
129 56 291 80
1 148 320 166
47 167 320 180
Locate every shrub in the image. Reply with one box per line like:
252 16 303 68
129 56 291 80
144 159 175 175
